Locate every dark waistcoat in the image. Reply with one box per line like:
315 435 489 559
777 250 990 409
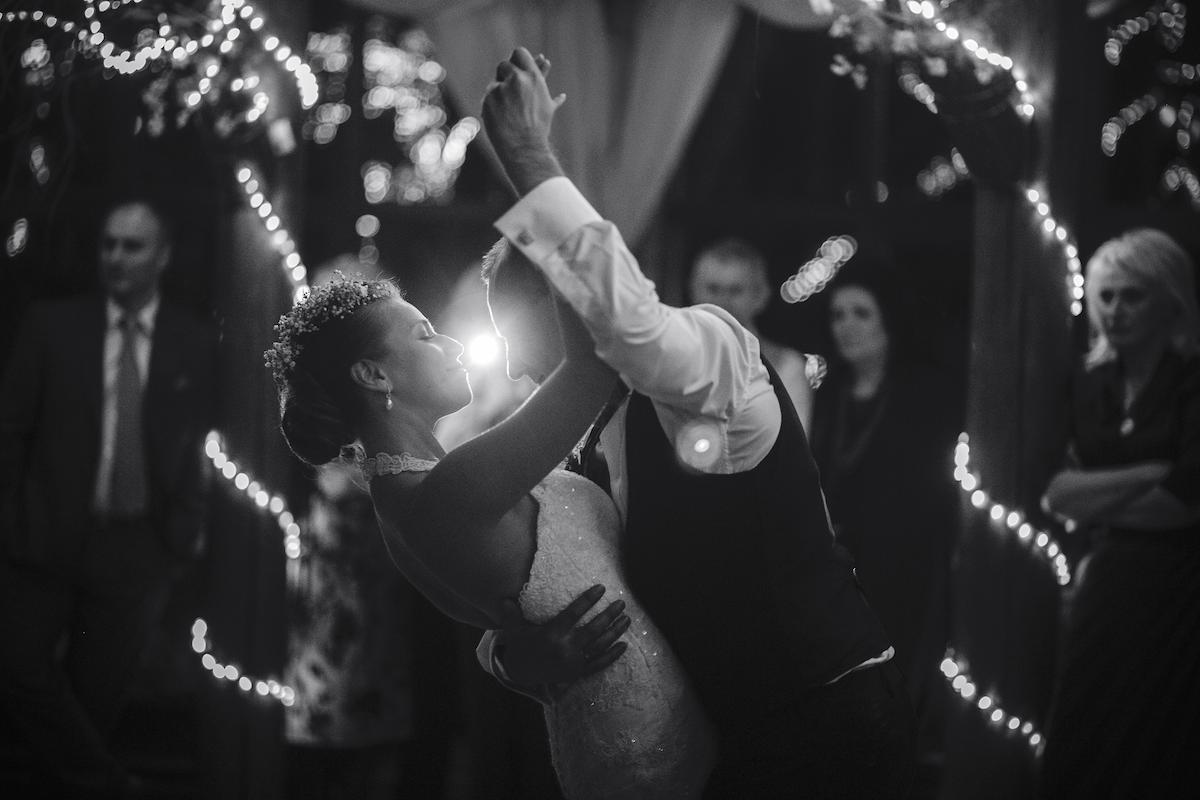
619 360 891 731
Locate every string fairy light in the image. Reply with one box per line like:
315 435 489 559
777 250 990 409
1158 59 1200 86
1104 1 1186 67
954 434 1072 586
898 0 1035 118
233 162 310 303
204 431 302 561
1 8 77 35
826 0 1086 761
779 235 857 304
1020 186 1085 317
881 2 1081 761
1162 158 1200 209
3 0 317 109
834 2 1081 315
940 653 1045 752
1101 93 1160 158
190 618 296 707
917 147 970 197
886 2 1085 318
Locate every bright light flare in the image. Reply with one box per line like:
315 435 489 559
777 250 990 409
467 334 500 367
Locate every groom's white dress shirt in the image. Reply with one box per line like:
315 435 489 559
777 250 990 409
483 176 891 688
495 176 782 524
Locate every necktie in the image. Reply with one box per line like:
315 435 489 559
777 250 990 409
109 314 148 515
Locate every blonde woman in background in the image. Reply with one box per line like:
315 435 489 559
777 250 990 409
1040 228 1200 799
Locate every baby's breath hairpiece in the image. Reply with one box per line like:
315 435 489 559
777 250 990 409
264 272 400 383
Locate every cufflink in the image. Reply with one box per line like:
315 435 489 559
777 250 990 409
517 230 533 246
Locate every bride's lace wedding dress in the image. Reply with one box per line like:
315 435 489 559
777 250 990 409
519 469 716 800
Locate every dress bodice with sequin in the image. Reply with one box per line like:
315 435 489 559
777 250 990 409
520 469 716 800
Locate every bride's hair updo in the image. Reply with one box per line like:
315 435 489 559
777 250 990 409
265 274 401 466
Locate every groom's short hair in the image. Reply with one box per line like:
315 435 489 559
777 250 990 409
481 237 551 297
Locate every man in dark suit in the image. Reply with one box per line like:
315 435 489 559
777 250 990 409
0 197 217 796
476 49 916 799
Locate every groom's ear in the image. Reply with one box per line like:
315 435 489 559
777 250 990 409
348 359 390 392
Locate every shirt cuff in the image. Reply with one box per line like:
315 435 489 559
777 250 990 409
495 177 603 266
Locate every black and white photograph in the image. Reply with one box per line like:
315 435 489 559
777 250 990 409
1 1 1197 798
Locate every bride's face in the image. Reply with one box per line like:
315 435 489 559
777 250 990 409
374 298 472 418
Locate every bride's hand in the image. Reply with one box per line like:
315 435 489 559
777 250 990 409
495 584 630 689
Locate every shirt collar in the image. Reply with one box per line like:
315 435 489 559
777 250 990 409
106 294 160 336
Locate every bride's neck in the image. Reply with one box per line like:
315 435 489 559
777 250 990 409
357 408 445 461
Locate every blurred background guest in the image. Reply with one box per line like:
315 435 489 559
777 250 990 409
1039 228 1200 799
284 460 458 800
689 238 816 433
809 267 960 799
283 257 459 800
0 196 217 797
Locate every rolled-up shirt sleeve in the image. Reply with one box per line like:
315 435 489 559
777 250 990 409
496 177 780 473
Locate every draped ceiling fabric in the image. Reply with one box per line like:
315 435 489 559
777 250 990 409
345 0 855 246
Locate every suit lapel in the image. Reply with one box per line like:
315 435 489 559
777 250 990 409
147 304 173 393
147 303 193 495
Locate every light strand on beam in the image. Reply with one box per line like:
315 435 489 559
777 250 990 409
233 163 310 303
893 3 1083 314
940 653 1045 752
204 430 301 560
901 0 1036 119
190 619 295 707
954 434 1072 586
1020 186 1085 317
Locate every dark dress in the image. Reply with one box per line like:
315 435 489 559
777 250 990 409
285 463 459 799
1040 351 1200 799
810 361 961 758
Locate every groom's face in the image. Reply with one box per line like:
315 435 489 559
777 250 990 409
487 255 564 385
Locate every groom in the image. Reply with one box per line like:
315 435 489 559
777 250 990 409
479 49 916 798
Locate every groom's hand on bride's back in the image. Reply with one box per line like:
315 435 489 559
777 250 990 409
495 584 631 689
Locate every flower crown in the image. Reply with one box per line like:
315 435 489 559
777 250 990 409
264 272 400 384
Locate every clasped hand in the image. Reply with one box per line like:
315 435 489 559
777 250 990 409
496 584 631 689
482 47 564 160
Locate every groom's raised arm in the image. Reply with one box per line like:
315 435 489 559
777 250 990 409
484 48 780 473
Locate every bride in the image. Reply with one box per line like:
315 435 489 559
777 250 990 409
265 275 715 799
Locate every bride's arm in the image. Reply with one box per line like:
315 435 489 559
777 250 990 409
375 512 499 629
388 298 617 606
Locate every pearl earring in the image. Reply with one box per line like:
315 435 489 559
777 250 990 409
385 390 393 411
